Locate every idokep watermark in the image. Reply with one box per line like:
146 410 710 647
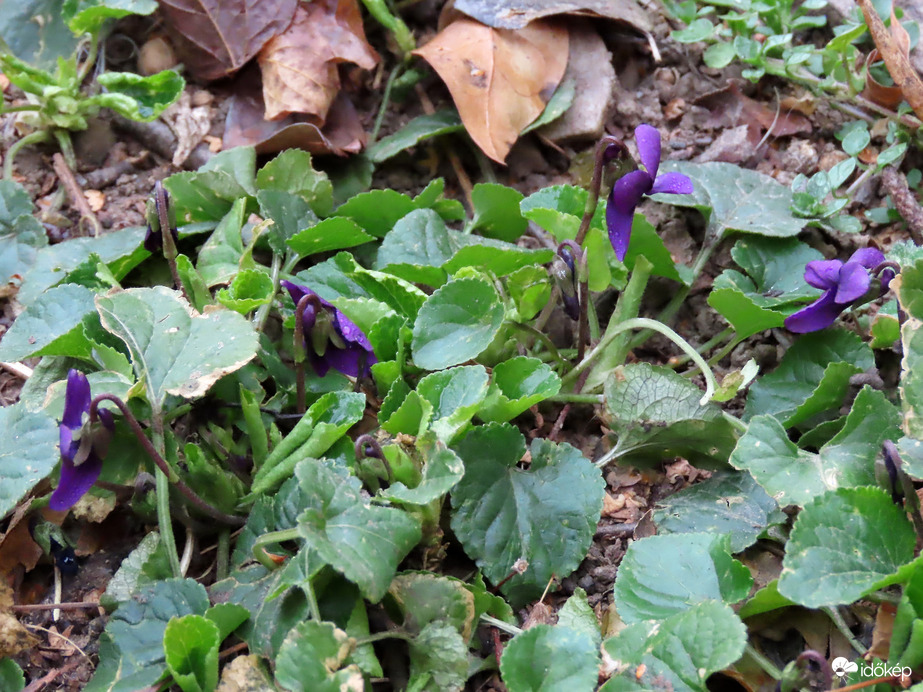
831 657 912 680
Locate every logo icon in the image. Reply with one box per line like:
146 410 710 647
832 657 859 678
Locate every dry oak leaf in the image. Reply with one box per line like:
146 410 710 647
159 0 297 82
415 18 568 164
258 0 378 122
857 0 923 122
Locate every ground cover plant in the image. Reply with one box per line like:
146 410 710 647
5 0 923 690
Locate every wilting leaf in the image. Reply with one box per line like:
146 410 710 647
224 73 366 155
414 18 568 163
159 0 297 81
258 0 377 121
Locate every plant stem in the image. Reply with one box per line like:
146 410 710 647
563 317 717 404
823 606 868 656
252 528 300 570
547 393 604 404
359 0 415 58
575 135 627 246
743 643 783 680
76 34 99 82
90 395 245 527
354 631 414 645
151 414 182 578
369 61 405 144
670 327 734 368
480 614 522 637
627 241 716 352
578 257 652 389
253 253 282 333
4 130 51 180
216 529 230 581
154 181 189 303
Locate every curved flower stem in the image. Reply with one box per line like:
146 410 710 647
253 253 281 333
153 181 189 303
4 130 51 180
575 135 627 246
355 434 393 483
252 527 300 571
89 395 245 528
562 318 717 404
293 293 324 414
370 62 405 143
743 644 782 681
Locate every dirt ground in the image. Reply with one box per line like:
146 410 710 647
0 3 908 688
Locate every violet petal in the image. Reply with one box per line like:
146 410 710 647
62 370 91 431
803 260 842 291
849 247 886 269
834 261 871 304
650 172 694 195
49 450 104 512
607 170 653 262
784 291 844 333
634 124 662 180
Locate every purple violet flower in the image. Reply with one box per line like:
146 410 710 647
49 370 113 512
785 248 890 333
607 124 694 261
281 280 377 378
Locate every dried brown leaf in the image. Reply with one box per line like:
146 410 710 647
258 0 378 122
863 48 906 109
857 0 923 121
695 82 811 143
451 0 652 32
0 581 39 657
159 0 297 82
414 18 568 163
225 73 365 155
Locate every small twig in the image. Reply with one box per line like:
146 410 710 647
219 641 249 659
12 601 102 613
80 152 149 190
26 622 91 660
52 153 101 237
880 167 923 245
89 394 245 526
22 658 82 692
415 83 473 209
0 361 33 379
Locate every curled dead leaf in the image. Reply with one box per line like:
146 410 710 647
857 0 923 121
225 72 366 155
258 0 378 122
159 0 298 82
84 190 105 212
414 18 568 163
863 48 905 109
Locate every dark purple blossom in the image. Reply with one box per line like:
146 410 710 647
281 280 377 378
606 124 694 261
785 248 890 333
49 370 113 512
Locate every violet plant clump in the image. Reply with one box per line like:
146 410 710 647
282 280 377 377
606 124 694 261
49 369 113 512
785 248 894 333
